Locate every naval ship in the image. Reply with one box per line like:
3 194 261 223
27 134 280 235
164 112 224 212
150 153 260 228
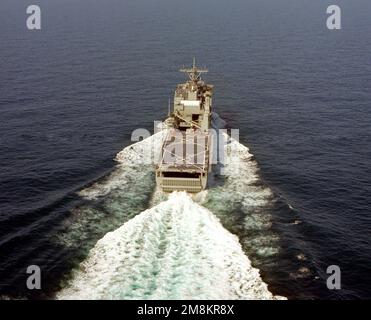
156 59 214 193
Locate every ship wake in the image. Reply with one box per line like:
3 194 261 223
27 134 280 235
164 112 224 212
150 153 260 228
57 192 282 300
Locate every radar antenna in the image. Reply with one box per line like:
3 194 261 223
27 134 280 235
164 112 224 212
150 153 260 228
179 57 208 82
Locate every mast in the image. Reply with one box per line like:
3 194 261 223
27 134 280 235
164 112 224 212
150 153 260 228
179 57 208 83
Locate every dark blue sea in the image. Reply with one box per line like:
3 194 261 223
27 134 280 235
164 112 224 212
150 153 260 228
1 0 370 299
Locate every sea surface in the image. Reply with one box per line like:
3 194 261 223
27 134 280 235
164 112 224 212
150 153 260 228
0 0 370 299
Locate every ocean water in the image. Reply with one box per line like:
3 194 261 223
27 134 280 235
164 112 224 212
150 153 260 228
1 0 371 299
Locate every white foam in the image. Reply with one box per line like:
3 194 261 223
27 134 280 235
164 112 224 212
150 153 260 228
203 130 279 258
78 130 167 200
57 192 283 300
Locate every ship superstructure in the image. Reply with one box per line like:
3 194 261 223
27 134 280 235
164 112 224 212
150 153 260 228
156 59 214 192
